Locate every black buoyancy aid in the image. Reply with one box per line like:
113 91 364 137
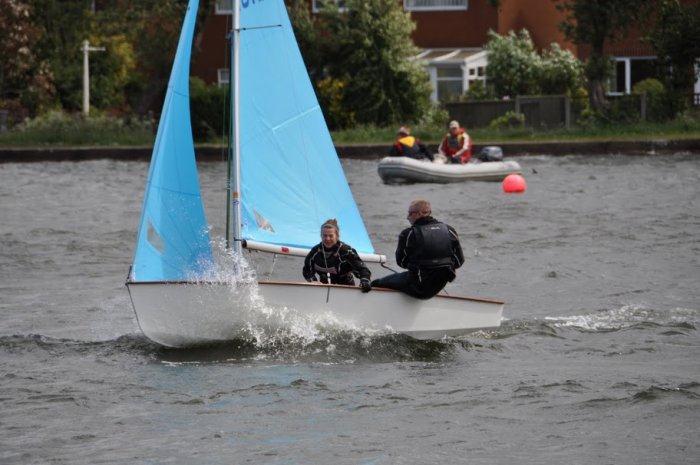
410 222 454 268
312 243 354 283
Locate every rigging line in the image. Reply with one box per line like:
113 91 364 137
237 24 282 31
321 240 332 302
380 262 399 274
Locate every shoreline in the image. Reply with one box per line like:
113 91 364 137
0 138 699 163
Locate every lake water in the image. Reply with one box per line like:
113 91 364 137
1 154 698 464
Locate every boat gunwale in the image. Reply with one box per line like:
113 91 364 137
125 279 505 305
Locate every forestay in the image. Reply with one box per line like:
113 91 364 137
238 0 376 257
130 0 212 282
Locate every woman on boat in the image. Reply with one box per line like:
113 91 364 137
302 219 372 292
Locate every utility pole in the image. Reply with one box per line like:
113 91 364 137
81 40 105 116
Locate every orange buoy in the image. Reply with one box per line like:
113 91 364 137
502 174 526 193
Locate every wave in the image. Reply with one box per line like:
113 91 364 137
0 331 467 364
543 304 698 333
3 306 694 364
0 333 155 357
579 382 700 407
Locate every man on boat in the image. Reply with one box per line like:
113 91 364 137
371 200 463 299
389 126 433 161
436 120 472 164
303 219 372 292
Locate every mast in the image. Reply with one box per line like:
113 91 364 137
226 0 242 253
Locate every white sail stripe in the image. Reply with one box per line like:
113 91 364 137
269 105 321 133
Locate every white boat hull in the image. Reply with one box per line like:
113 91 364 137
126 280 504 347
377 156 522 183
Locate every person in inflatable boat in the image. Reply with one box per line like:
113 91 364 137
371 200 464 299
437 120 472 164
389 126 433 161
302 219 372 292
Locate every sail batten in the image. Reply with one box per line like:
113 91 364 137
130 0 212 282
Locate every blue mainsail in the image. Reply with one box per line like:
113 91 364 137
238 0 375 255
130 0 212 281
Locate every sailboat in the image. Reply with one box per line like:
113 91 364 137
126 0 504 348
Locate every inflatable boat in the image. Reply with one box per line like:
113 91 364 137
378 146 522 184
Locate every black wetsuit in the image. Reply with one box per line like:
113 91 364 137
371 217 464 299
302 241 371 285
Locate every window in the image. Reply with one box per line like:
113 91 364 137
312 0 346 13
404 0 468 12
217 69 230 87
215 0 232 14
436 66 463 101
608 57 656 94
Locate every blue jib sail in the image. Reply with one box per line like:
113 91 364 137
130 0 212 282
238 0 375 255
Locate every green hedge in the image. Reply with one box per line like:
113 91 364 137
0 110 154 146
189 77 228 141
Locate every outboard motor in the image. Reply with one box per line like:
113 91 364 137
477 146 504 162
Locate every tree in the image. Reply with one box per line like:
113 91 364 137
287 0 324 82
485 30 541 97
316 0 431 128
647 0 700 109
485 29 583 97
0 0 54 116
539 43 584 95
93 0 192 114
29 0 94 111
555 0 653 112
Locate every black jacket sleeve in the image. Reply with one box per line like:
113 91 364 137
346 247 371 281
447 225 464 270
302 246 319 281
395 227 413 269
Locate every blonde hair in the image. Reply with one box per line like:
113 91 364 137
409 199 431 216
321 218 339 235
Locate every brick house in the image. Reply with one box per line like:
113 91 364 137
192 0 693 102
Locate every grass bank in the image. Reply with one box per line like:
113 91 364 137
0 111 155 147
1 110 699 148
331 114 700 145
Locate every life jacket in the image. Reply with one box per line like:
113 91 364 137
395 136 423 159
441 129 472 163
409 222 454 268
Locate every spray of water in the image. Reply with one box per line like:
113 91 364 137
189 237 380 352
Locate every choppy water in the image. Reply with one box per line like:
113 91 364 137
1 154 698 464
